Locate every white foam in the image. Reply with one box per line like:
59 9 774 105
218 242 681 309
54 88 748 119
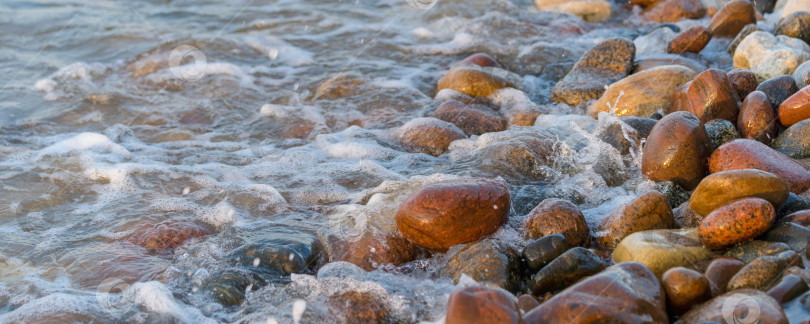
38 132 131 159
244 35 315 67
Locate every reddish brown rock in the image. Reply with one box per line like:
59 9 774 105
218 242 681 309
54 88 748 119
594 191 676 250
708 139 810 193
630 0 660 7
437 66 513 97
445 287 521 324
669 69 740 123
396 118 466 156
642 0 706 23
523 199 589 247
728 68 759 99
328 291 391 323
662 267 712 314
129 220 211 255
323 229 421 271
783 210 810 227
395 178 510 251
767 274 808 303
668 26 712 54
551 39 636 107
642 111 711 190
458 53 502 68
698 198 776 249
708 0 757 37
778 85 810 127
737 91 778 143
703 257 746 296
517 294 541 313
315 72 368 99
677 289 788 323
690 169 790 216
523 262 668 324
431 101 506 136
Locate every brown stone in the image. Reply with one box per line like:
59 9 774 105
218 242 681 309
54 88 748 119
768 274 809 303
441 239 522 292
668 26 712 54
517 294 541 313
523 199 589 247
328 291 391 324
737 91 778 143
641 111 711 190
396 118 466 156
698 198 776 249
588 65 696 118
662 267 712 314
431 101 506 136
708 0 757 37
437 66 513 97
673 202 704 228
630 0 660 7
783 210 810 227
642 0 706 23
757 75 799 110
778 85 810 127
445 287 521 324
677 289 788 323
709 139 810 193
395 178 510 251
690 169 790 216
727 68 759 99
727 253 791 291
315 72 368 100
551 38 635 107
612 228 713 278
594 191 676 250
523 262 668 324
459 53 502 68
703 257 745 296
669 68 740 123
128 220 211 255
322 229 421 271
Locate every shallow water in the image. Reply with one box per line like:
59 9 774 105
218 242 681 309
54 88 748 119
0 0 762 323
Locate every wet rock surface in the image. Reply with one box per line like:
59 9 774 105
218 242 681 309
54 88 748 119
662 267 711 314
589 65 696 118
709 139 810 193
551 38 635 107
523 199 589 247
529 246 605 295
670 68 740 124
704 119 740 150
445 286 521 324
708 0 756 37
522 233 569 272
396 117 467 156
431 101 506 136
690 169 789 216
441 239 522 292
737 90 777 143
668 26 711 54
612 228 713 277
778 85 810 127
594 191 676 249
698 197 776 250
774 119 810 159
642 111 711 190
733 31 810 82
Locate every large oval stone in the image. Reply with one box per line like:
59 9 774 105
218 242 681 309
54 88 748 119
707 0 756 37
733 31 810 82
669 68 740 123
698 198 776 249
778 85 810 127
642 111 711 190
594 191 676 250
612 228 713 278
445 286 521 324
396 118 466 156
709 139 810 193
588 65 696 118
437 66 513 97
551 38 635 107
690 169 790 216
737 91 777 143
440 239 521 292
395 178 510 251
431 101 506 136
523 199 589 247
668 26 711 54
662 267 711 314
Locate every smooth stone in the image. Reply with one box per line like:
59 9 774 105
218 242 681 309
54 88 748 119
690 169 790 216
589 65 696 118
445 286 521 324
774 119 810 158
551 38 636 107
778 85 810 127
783 209 810 226
708 0 756 37
517 294 541 314
533 0 613 23
778 194 810 219
762 221 810 252
780 0 810 19
709 139 810 193
523 199 589 247
738 90 778 143
655 180 690 209
529 247 606 295
233 230 322 277
698 197 776 249
315 72 367 100
723 240 792 263
395 178 510 251
513 42 576 79
593 119 642 155
458 53 502 68
733 31 810 82
612 228 714 278
675 289 788 323
205 271 251 306
767 274 808 303
794 60 810 88
726 252 795 291
669 68 740 124
756 75 799 110
327 291 391 323
643 0 706 23
441 239 521 292
727 68 759 99
634 53 707 73
776 11 810 45
432 100 506 136
128 220 211 255
621 116 657 138
595 191 676 249
641 111 711 190
396 118 466 156
479 133 557 181
522 234 569 273
704 119 740 150
322 229 422 271
630 0 660 7
523 262 668 324
668 26 712 53
703 257 745 296
673 201 704 228
662 267 712 314
727 24 764 54
437 66 514 97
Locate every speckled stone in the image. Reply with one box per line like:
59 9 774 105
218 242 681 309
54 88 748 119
728 68 759 99
524 199 589 247
690 169 790 216
431 100 506 136
655 180 690 209
756 75 799 110
767 274 808 303
709 139 810 193
642 0 706 23
441 239 521 292
642 111 711 190
668 26 712 53
776 11 810 46
698 197 775 249
522 234 569 272
551 38 635 106
322 228 422 271
778 85 810 127
773 119 810 159
458 53 502 68
595 191 676 249
445 286 521 324
677 289 788 323
704 119 740 150
708 0 756 37
612 228 714 278
395 178 510 251
723 240 792 263
727 24 764 54
670 69 740 124
437 66 514 97
662 267 712 314
727 252 795 291
737 91 778 143
396 118 467 156
703 257 745 296
529 247 606 295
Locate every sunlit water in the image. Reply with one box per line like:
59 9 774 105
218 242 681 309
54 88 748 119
0 0 748 322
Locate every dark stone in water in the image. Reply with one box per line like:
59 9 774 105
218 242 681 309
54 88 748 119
205 270 252 306
511 185 584 216
655 180 689 209
529 247 605 295
441 239 522 293
513 42 576 81
768 274 808 304
756 75 799 111
773 119 810 159
551 38 635 106
704 119 740 151
762 222 810 252
620 116 657 139
231 228 322 278
776 11 810 46
723 240 791 263
522 234 569 273
327 290 392 323
726 251 797 291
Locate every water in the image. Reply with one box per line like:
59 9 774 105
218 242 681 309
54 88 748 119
0 0 752 322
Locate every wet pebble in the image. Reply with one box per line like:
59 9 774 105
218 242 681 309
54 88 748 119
670 68 740 123
767 274 809 303
588 65 696 118
205 270 252 306
395 117 467 157
727 68 759 99
620 116 657 138
642 0 706 23
612 228 713 277
756 75 799 110
723 240 792 263
662 267 711 314
642 111 711 190
733 31 810 82
655 180 689 209
595 191 676 249
322 228 422 271
707 0 756 37
445 286 520 324
710 139 810 193
726 252 796 291
634 53 707 73
437 66 514 97
551 38 635 107
441 239 521 292
522 234 569 272
529 247 605 295
689 169 789 216
233 230 322 277
794 61 810 88
737 90 777 143
523 199 589 247
517 294 541 314
777 193 810 218
703 257 745 296
673 202 704 228
667 26 711 54
704 119 740 150
431 100 506 136
761 222 810 252
783 209 810 227
773 119 810 159
328 290 391 324
775 11 810 45
533 0 613 23
676 289 788 323
698 197 775 249
458 53 502 68
128 220 211 255
778 85 810 127
727 24 764 54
